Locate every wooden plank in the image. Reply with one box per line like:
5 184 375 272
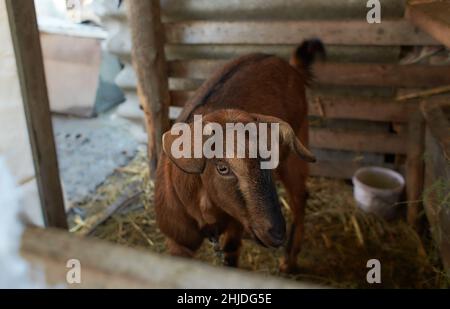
406 1 450 49
310 129 407 154
22 227 321 288
168 60 450 88
169 77 204 91
406 111 426 229
126 0 171 178
165 45 402 63
165 20 438 46
308 94 416 123
6 0 67 229
170 91 418 123
161 0 406 21
169 107 407 155
396 85 450 101
310 161 399 179
314 62 450 88
168 105 407 154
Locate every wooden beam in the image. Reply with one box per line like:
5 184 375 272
168 100 407 154
165 45 402 64
406 1 450 49
170 91 418 123
22 227 321 288
171 106 409 155
310 129 407 154
308 94 417 123
165 20 438 46
314 62 450 88
310 161 399 180
169 77 204 91
168 60 450 88
126 0 171 178
6 0 67 229
160 0 406 22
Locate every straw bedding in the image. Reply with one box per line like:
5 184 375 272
70 151 449 288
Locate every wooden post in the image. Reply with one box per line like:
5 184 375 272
6 0 67 229
126 0 170 178
406 109 426 229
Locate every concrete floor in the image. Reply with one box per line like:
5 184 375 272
53 112 145 206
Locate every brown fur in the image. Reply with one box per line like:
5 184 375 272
155 51 315 273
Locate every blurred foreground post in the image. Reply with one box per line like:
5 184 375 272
6 0 67 229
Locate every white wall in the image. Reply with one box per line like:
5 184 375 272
0 0 44 226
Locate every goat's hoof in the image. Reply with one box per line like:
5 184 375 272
279 259 301 274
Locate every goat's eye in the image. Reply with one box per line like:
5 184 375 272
216 163 230 176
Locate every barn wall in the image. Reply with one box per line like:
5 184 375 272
97 0 406 121
95 0 449 179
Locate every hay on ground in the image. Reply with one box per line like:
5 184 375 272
74 151 449 288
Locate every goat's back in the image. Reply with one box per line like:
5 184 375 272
177 54 310 131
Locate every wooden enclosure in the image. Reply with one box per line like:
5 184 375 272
125 0 450 228
124 0 448 178
4 0 449 287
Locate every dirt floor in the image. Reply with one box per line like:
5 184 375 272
69 151 449 288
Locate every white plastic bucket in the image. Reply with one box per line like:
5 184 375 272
352 167 405 220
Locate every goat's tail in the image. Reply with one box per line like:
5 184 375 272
290 39 326 83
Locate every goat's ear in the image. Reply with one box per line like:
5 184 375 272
162 126 206 174
253 114 316 163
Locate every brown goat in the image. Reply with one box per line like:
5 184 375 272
155 40 325 273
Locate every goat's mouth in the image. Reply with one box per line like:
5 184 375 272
250 228 285 248
250 229 269 248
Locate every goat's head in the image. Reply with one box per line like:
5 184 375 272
162 109 315 248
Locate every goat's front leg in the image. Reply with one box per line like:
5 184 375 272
163 217 204 258
220 222 243 267
166 238 201 258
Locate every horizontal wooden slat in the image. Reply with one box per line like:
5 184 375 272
168 60 450 88
165 45 401 63
170 91 418 122
106 1 406 23
168 59 223 79
314 63 450 88
161 0 406 22
169 77 204 91
310 129 406 154
168 105 406 154
165 20 439 46
307 95 417 123
309 161 400 179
